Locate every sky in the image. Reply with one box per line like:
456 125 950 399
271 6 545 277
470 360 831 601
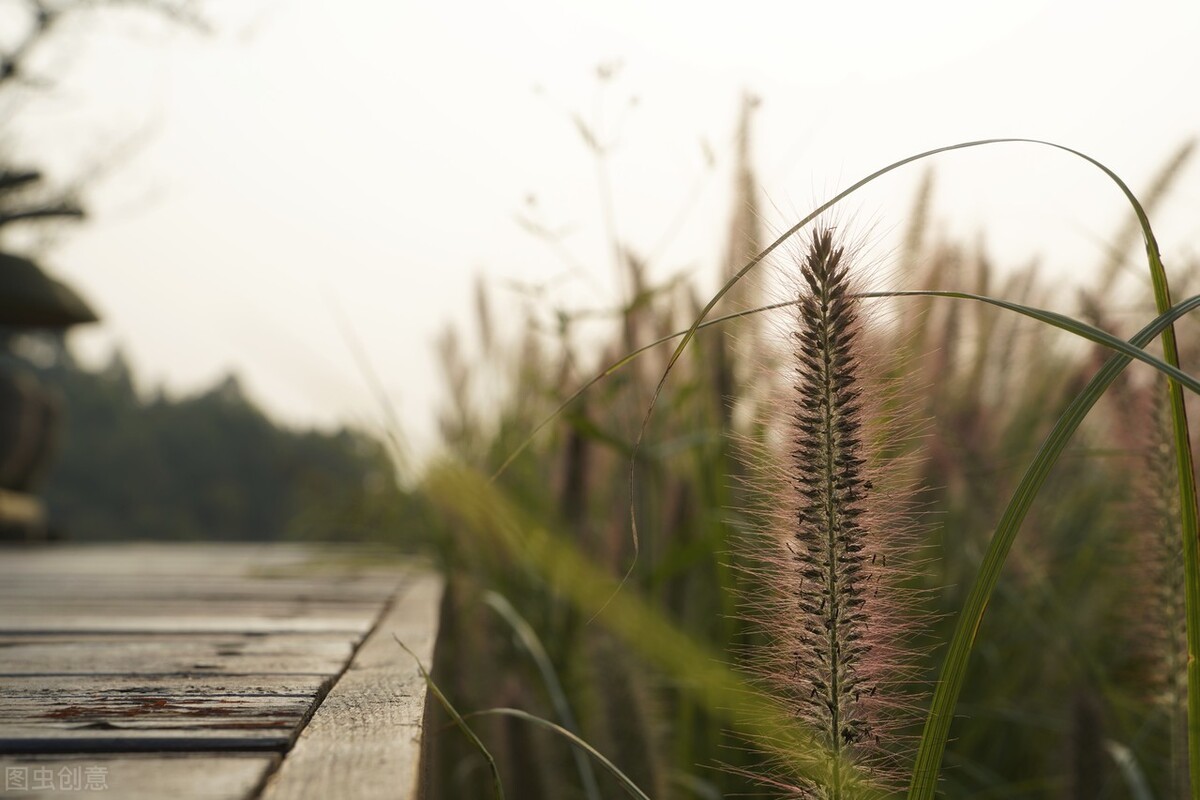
7 0 1200 457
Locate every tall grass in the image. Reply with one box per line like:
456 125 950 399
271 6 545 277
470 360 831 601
410 106 1200 798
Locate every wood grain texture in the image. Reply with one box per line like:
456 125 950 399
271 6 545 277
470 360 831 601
0 576 398 604
0 754 278 799
260 573 443 800
0 614 375 636
0 544 403 579
0 675 329 754
0 634 354 676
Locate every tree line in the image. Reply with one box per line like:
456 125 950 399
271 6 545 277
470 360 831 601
33 341 413 542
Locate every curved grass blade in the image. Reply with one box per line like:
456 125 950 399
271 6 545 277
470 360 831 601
496 287 1200 627
623 137 1195 602
907 295 1200 798
1097 138 1195 295
483 592 602 800
621 139 1036 571
395 637 504 800
490 299 798 481
638 136 1196 449
1093 146 1200 800
949 137 1200 799
1167 296 1200 800
608 136 1198 793
864 289 1200 397
466 708 652 800
495 281 1200 485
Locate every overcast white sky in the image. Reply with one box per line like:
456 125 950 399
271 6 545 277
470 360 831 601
9 0 1200 455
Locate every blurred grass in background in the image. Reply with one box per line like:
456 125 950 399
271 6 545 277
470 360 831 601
404 95 1200 798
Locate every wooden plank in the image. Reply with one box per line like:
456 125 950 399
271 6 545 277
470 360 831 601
0 728 291 755
0 544 408 579
0 634 355 676
0 545 318 578
0 598 382 620
0 675 329 754
0 548 409 640
2 597 380 613
0 614 374 636
0 576 400 604
261 573 443 800
0 754 277 799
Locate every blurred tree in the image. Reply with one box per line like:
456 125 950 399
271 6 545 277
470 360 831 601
33 347 413 542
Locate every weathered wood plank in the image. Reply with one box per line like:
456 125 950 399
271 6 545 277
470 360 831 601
0 544 408 579
0 634 354 676
0 674 329 702
1 597 381 613
0 615 374 636
260 573 443 800
0 754 277 799
0 599 382 622
0 576 399 604
0 545 317 578
0 727 292 755
0 675 329 754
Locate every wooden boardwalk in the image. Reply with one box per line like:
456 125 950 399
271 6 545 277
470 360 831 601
0 544 442 799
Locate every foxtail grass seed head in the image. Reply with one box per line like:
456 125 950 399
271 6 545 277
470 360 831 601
746 226 921 798
1134 381 1190 799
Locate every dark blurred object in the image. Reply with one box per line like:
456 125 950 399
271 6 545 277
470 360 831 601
0 252 97 542
0 363 62 491
0 253 97 328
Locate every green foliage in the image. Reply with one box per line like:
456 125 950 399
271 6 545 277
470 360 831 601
31 343 412 543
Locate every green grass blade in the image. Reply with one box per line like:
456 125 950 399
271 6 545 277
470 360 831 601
906 295 1200 798
1029 138 1200 799
395 637 505 800
490 299 798 481
1106 162 1200 800
1098 138 1195 295
865 289 1200 396
1170 309 1200 800
494 280 1200 485
467 708 653 800
483 592 602 800
497 281 1200 485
